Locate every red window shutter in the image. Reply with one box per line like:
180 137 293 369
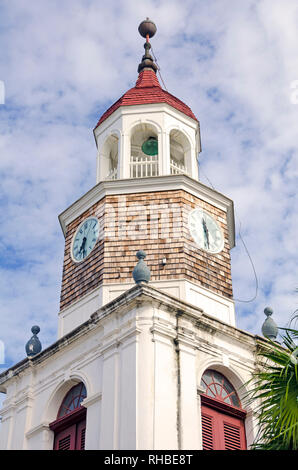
201 413 214 450
201 404 246 450
223 422 241 449
222 416 246 450
76 419 86 450
54 424 76 450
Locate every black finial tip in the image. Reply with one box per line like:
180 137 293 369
31 325 40 335
138 18 157 38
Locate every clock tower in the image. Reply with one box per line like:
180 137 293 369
0 20 262 451
58 19 235 338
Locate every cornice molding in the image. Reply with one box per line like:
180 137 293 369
81 391 102 408
0 283 257 386
25 422 50 438
93 102 199 143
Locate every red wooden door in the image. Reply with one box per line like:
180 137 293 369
201 404 246 450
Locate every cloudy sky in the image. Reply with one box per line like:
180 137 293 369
0 0 298 383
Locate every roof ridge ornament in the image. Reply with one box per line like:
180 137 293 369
138 18 158 74
25 325 42 357
261 307 278 341
132 250 151 284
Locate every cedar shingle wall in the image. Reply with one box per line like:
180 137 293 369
60 190 233 311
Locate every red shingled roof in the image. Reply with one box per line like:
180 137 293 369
94 69 198 129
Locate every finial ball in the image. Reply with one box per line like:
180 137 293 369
31 325 40 335
264 307 273 317
138 18 157 38
136 250 147 260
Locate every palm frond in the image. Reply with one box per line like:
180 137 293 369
245 327 298 450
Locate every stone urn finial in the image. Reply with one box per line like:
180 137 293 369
132 250 150 284
261 307 278 341
25 325 42 357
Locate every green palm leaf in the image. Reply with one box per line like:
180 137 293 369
245 327 298 450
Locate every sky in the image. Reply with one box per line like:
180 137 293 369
0 0 298 386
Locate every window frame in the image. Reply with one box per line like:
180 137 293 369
200 369 247 450
49 383 87 450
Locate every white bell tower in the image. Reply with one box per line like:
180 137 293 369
56 20 236 338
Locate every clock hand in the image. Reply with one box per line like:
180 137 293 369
202 218 210 249
86 221 93 238
79 237 87 254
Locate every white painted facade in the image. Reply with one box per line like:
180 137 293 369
0 284 260 450
58 278 236 339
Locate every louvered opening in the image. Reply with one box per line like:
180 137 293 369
58 434 71 450
201 414 214 450
223 423 241 450
80 428 86 450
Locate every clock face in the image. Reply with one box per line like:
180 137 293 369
188 209 224 253
71 217 100 262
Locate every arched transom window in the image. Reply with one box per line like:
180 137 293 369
200 369 241 408
58 382 87 418
200 369 246 450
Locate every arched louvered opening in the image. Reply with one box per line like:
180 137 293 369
169 129 190 175
130 123 159 178
49 383 87 450
200 369 247 450
101 134 119 181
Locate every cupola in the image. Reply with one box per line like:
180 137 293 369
93 19 201 183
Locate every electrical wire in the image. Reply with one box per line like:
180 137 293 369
150 45 168 91
198 166 259 304
198 165 216 190
233 220 259 303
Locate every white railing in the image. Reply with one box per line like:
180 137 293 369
105 167 118 180
170 158 186 175
130 155 159 178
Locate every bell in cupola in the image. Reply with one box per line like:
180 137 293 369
141 136 158 156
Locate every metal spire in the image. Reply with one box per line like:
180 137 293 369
137 18 158 74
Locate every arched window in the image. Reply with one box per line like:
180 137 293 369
130 124 159 178
49 383 87 450
200 369 247 450
100 134 119 181
169 129 190 176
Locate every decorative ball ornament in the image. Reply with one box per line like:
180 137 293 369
25 325 42 357
132 250 151 284
138 18 157 38
142 137 158 156
262 307 278 341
